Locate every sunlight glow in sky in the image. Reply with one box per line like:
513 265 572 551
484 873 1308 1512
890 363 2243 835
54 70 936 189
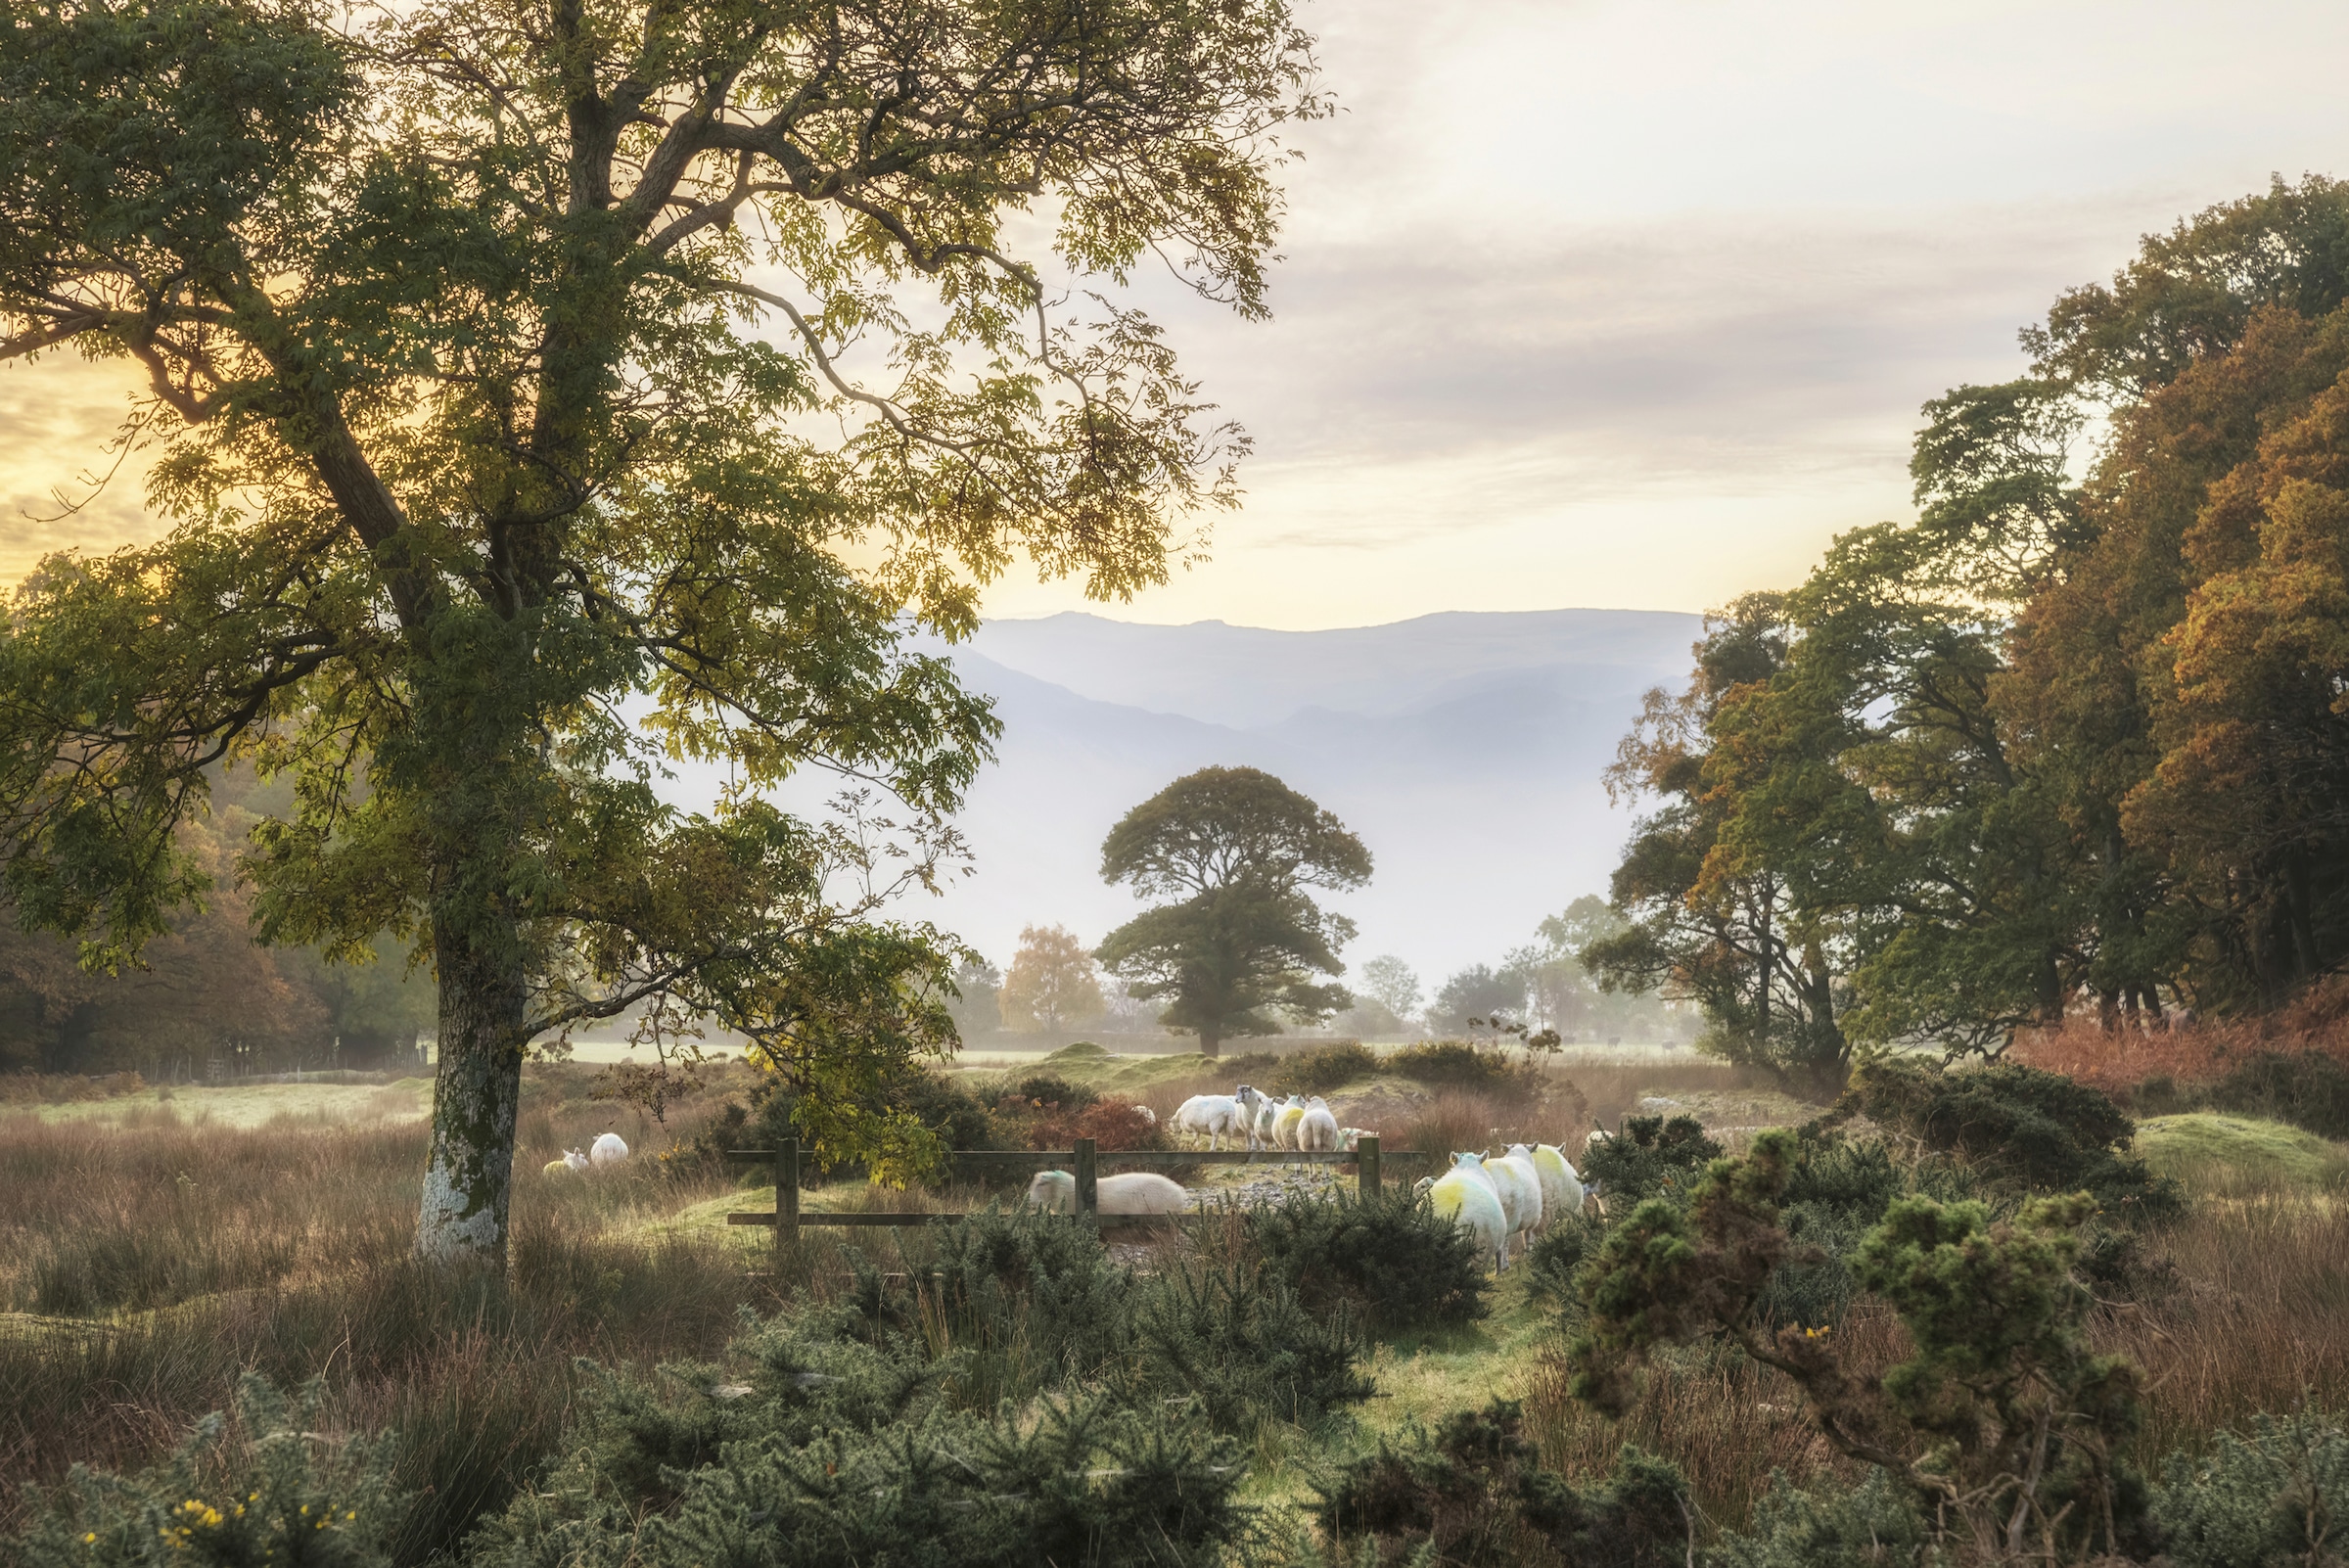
6 1 2349 626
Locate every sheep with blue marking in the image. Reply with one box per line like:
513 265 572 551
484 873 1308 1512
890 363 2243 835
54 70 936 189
1026 1169 1189 1216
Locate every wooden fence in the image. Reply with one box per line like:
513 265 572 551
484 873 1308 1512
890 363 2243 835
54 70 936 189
723 1136 1429 1265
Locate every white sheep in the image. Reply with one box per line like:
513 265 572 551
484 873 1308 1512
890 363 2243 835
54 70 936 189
1339 1127 1374 1151
1415 1168 1510 1271
1026 1170 1190 1216
590 1131 628 1167
1488 1148 1544 1248
1272 1095 1308 1151
1171 1084 1263 1151
1135 1105 1158 1126
542 1150 587 1177
1447 1152 1540 1250
1297 1096 1342 1153
1254 1092 1282 1148
1512 1142 1587 1225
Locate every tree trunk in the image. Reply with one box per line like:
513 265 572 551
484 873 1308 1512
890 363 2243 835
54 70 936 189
415 907 530 1264
1198 1026 1221 1059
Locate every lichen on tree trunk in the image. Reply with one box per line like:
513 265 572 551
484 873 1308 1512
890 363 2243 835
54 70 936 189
416 911 529 1264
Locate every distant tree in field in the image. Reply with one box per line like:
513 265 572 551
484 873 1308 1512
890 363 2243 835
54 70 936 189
999 927 1105 1034
1515 896 1640 1038
947 957 1003 1038
0 0 1319 1260
1358 955 1423 1025
1429 963 1528 1035
1097 766 1371 1057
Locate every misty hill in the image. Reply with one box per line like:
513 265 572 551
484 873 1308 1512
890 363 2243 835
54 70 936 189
913 609 1702 989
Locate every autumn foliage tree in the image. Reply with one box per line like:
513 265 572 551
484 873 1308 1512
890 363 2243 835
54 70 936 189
1602 176 2349 1062
0 0 1320 1259
997 924 1105 1034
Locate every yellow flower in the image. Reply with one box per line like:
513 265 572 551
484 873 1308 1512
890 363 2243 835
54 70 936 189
82 1533 96 1544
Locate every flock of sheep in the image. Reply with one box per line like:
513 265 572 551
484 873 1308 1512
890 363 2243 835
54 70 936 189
1167 1084 1359 1152
1019 1081 1596 1273
542 1130 629 1176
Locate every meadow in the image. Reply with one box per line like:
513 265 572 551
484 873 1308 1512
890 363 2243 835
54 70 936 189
4 1041 2346 1566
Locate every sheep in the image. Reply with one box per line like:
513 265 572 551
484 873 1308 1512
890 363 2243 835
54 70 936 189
1488 1148 1544 1247
1272 1095 1308 1151
1510 1142 1587 1225
1026 1169 1190 1216
590 1131 628 1167
1339 1127 1375 1151
1446 1151 1540 1248
1297 1096 1342 1153
1414 1168 1510 1272
1255 1092 1283 1149
1135 1105 1158 1126
1172 1084 1263 1150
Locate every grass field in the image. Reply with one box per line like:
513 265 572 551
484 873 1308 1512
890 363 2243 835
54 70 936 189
6 1052 2345 1565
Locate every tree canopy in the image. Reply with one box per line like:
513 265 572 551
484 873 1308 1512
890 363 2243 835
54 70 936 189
998 924 1103 1034
1096 765 1369 1056
1597 176 2349 1076
0 0 1320 1256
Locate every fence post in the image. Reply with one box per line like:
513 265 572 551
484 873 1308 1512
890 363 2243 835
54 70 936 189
776 1138 801 1264
1359 1135 1381 1200
1074 1137 1098 1222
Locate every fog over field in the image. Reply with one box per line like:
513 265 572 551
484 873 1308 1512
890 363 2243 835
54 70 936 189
903 608 1702 980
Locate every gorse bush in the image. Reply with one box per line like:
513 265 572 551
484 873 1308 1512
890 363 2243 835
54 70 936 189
469 1314 1249 1568
1316 1399 1692 1568
1708 1469 1932 1568
1271 1040 1380 1095
1570 1130 2153 1562
1826 1058 2183 1224
1386 1041 1532 1093
2153 1407 2349 1568
1582 1113 1721 1207
15 1374 402 1568
1243 1189 1490 1334
1130 1263 1373 1430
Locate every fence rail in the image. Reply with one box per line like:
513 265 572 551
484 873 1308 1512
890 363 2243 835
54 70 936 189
720 1136 1429 1262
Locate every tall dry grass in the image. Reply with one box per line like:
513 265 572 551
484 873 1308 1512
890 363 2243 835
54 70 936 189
2010 977 2349 1094
0 1076 765 1564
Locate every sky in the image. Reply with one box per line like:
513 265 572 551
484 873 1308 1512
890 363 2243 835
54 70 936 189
6 0 2349 625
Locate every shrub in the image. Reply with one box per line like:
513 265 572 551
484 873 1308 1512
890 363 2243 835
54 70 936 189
2153 1407 2349 1568
1272 1041 1379 1095
1826 1056 2183 1224
2208 1050 2349 1141
1387 1041 1529 1093
12 1374 402 1568
471 1320 1247 1568
1025 1097 1165 1153
1581 1114 1721 1207
897 1070 1006 1152
1244 1189 1489 1333
1569 1130 2152 1562
1002 1071 1099 1113
1708 1469 1931 1568
1129 1263 1374 1431
1316 1399 1691 1568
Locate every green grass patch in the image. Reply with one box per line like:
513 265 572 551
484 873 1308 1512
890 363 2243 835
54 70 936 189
2136 1113 2349 1194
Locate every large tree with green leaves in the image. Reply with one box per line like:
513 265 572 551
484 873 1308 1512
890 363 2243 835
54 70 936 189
0 0 1319 1259
1095 765 1368 1056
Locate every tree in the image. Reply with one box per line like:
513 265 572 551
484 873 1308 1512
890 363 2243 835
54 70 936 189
1096 766 1370 1057
998 925 1104 1034
1357 954 1423 1024
0 0 1319 1259
1589 595 1854 1085
946 956 1002 1038
1428 963 1527 1034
